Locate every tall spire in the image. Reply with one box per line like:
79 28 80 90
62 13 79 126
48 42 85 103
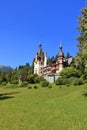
60 40 62 50
39 40 42 45
58 41 64 57
38 43 42 55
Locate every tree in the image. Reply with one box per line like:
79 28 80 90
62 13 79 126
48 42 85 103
60 67 81 78
47 55 58 65
66 52 71 58
75 6 87 73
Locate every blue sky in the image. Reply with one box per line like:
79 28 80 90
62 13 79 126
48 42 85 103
0 0 86 68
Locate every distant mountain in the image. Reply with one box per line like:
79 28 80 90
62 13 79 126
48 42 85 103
0 65 13 72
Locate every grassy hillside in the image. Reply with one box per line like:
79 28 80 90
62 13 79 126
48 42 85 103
0 84 87 130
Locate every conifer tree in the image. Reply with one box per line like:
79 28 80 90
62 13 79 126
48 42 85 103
75 5 87 73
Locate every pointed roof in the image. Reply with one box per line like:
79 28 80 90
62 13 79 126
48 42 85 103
58 42 64 57
38 44 42 55
37 42 44 57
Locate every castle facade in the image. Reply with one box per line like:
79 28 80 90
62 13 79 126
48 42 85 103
34 43 72 77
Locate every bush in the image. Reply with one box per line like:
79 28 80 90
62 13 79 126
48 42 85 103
48 84 52 88
68 77 76 84
80 73 87 83
33 85 38 89
55 75 84 86
55 78 64 85
66 84 70 87
72 78 84 86
27 75 35 84
55 77 69 85
11 80 18 84
55 77 84 87
60 67 81 78
28 85 32 89
59 85 62 88
40 80 49 87
34 76 45 84
1 82 7 86
20 81 29 87
34 77 40 83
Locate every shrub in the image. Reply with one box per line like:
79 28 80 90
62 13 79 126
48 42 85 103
1 82 7 86
39 76 45 81
55 78 64 85
33 85 38 89
34 77 40 83
66 84 70 87
55 77 69 85
60 67 81 78
55 66 84 86
48 84 52 88
11 80 18 84
27 75 35 84
72 78 84 86
66 77 78 85
55 75 84 86
80 73 87 83
34 76 45 83
28 85 32 89
40 80 49 87
20 81 29 87
59 85 62 88
68 77 76 84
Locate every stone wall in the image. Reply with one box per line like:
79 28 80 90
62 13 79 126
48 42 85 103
44 73 60 83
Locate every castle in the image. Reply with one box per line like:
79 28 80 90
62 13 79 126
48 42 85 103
34 43 73 82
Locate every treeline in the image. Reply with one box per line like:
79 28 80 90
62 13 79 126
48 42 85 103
47 52 71 65
0 63 33 86
0 63 50 88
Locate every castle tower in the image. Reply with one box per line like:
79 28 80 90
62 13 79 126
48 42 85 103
44 52 47 67
34 44 47 76
57 43 64 72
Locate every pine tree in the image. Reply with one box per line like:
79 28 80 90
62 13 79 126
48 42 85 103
75 5 87 73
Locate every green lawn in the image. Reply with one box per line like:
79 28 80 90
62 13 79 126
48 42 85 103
0 84 87 130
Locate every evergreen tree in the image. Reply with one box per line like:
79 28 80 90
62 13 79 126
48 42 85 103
75 5 87 73
66 52 71 58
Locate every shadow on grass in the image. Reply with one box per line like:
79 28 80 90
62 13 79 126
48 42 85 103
82 91 87 97
0 95 14 100
0 91 20 100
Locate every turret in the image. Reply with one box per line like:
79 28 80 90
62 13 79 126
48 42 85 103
44 52 47 67
57 43 64 72
34 44 47 76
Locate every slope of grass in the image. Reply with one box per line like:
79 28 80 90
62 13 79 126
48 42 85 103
0 84 87 130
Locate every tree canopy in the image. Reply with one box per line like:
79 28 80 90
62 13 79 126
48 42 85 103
75 6 87 73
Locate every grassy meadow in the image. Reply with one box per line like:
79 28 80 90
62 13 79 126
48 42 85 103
0 84 87 130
